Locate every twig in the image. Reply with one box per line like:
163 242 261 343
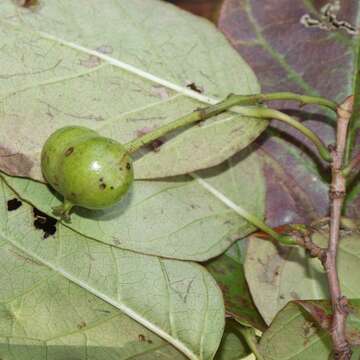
239 327 265 360
326 95 353 360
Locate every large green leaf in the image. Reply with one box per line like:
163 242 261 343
0 239 189 359
1 148 265 261
0 0 266 181
244 229 360 324
0 178 225 360
258 301 360 360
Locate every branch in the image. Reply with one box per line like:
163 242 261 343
125 93 333 162
326 95 353 360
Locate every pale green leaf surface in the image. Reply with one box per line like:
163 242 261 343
244 230 360 324
0 239 188 360
0 178 225 360
258 302 331 360
0 0 265 181
2 149 265 261
258 301 360 360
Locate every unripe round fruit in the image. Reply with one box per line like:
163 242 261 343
41 126 98 192
41 126 134 218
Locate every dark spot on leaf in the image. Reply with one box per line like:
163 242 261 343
64 147 74 156
33 207 57 239
119 167 123 171
138 334 146 342
147 339 153 344
186 82 203 93
126 163 131 170
14 0 39 8
99 183 106 190
110 186 114 190
77 321 87 330
151 139 163 152
99 177 104 182
7 198 22 211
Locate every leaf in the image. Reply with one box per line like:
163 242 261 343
0 178 225 360
206 241 267 331
0 0 266 181
166 0 221 22
258 301 360 360
1 148 265 261
214 320 251 360
0 241 188 360
219 0 360 225
244 229 360 324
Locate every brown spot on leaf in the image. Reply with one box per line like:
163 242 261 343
77 321 87 330
13 0 39 8
7 198 22 211
80 55 102 68
99 183 106 190
126 162 131 170
0 145 34 178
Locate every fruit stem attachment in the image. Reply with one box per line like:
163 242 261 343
52 199 74 222
125 93 333 162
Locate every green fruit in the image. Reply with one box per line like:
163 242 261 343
41 126 133 220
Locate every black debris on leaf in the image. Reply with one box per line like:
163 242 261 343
186 82 203 93
7 198 22 211
33 207 57 239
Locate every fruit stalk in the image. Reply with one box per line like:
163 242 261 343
125 93 334 162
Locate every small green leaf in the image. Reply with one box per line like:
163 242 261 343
258 301 360 360
215 320 251 360
245 229 360 324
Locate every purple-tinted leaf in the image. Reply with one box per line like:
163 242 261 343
219 0 360 225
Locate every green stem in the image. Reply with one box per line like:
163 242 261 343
344 43 360 164
342 151 360 177
241 107 332 162
52 199 74 222
125 93 335 162
243 209 296 246
234 92 338 112
239 327 265 360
